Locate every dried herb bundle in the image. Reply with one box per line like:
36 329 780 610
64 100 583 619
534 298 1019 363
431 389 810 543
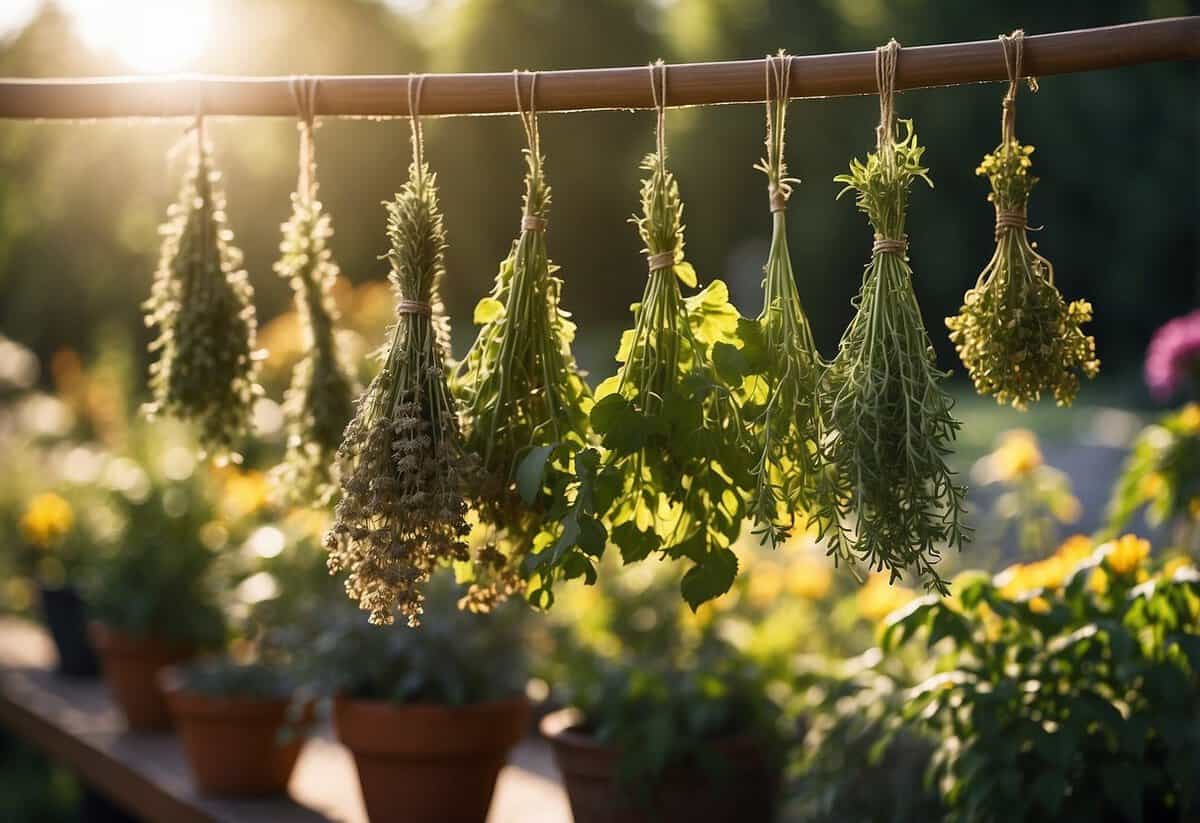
324 115 475 626
452 77 592 609
946 32 1098 409
816 43 966 593
272 115 358 505
748 52 828 546
143 122 261 462
580 69 755 610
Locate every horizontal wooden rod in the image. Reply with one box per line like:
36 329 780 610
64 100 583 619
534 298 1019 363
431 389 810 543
0 17 1196 120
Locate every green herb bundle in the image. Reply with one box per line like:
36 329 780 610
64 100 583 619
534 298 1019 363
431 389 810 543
583 68 756 610
143 122 261 463
272 114 358 506
946 32 1098 409
452 77 592 610
817 43 966 593
325 114 476 626
748 52 828 546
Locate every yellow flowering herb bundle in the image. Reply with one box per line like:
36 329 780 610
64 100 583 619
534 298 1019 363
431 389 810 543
143 121 261 463
748 52 828 546
325 112 476 626
946 32 1098 409
272 110 358 506
816 43 967 593
452 76 592 609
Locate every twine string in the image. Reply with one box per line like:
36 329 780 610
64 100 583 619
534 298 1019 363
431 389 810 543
1000 29 1039 145
408 73 427 177
648 59 667 163
395 299 432 316
289 75 320 203
872 235 908 256
875 39 900 153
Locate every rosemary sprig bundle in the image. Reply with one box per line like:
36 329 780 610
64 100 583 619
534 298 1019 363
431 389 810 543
583 69 755 610
452 77 592 609
816 43 966 593
748 52 828 546
946 32 1098 409
143 122 261 462
272 114 358 506
324 116 476 626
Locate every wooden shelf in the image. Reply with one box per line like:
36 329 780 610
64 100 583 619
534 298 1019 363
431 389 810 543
0 618 571 823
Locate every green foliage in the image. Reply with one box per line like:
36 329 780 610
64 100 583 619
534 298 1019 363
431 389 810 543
946 142 1099 409
325 129 476 627
883 547 1200 822
452 114 592 609
1106 404 1200 540
175 656 297 699
301 572 528 705
142 127 261 463
271 124 358 507
818 121 967 593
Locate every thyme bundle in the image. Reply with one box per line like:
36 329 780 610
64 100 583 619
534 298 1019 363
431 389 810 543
585 64 755 610
816 42 967 593
272 91 358 506
946 31 1098 409
748 52 828 546
143 120 261 462
452 73 592 609
325 91 476 626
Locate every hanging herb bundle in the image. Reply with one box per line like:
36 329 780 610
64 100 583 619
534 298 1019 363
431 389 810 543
272 89 358 506
816 42 967 593
325 88 477 626
452 73 592 609
747 52 829 547
143 120 261 463
946 31 1099 409
579 63 756 611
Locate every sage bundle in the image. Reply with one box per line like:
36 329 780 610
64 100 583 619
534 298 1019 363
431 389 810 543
272 84 358 506
587 63 755 611
748 52 829 547
325 87 476 626
946 31 1099 409
143 120 261 462
816 42 967 593
452 73 592 609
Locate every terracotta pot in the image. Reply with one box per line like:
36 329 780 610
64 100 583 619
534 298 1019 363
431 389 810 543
160 670 312 795
541 709 779 823
38 583 99 677
89 623 195 731
334 695 530 823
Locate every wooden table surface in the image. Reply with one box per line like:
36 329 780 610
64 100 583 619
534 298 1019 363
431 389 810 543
0 618 571 822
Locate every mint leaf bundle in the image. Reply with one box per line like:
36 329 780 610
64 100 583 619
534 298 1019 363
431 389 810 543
452 78 592 610
271 115 358 506
325 115 476 626
143 122 261 463
816 43 967 593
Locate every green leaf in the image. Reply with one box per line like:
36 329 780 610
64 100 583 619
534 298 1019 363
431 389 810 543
515 444 556 505
680 548 738 611
712 342 748 385
472 296 504 325
611 522 660 564
673 261 697 288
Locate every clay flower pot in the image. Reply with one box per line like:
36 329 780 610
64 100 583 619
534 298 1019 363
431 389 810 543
541 709 779 823
160 669 312 795
89 622 195 731
334 695 530 823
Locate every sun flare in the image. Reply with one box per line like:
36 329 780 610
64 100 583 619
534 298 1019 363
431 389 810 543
63 0 212 74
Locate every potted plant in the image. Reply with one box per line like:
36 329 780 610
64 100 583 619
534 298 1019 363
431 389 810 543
308 573 530 823
88 474 225 731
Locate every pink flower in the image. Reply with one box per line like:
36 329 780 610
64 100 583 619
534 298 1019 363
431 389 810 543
1145 309 1200 400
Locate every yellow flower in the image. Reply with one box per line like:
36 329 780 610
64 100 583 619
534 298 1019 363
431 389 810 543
992 429 1043 482
1089 567 1109 595
1028 596 1051 614
20 493 74 548
856 573 915 622
1102 534 1151 576
996 538 1091 599
1162 556 1195 579
785 557 834 600
214 467 269 520
1178 403 1200 435
1139 472 1165 501
1054 535 1093 566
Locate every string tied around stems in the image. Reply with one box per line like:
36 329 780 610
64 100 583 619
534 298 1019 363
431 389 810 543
513 69 547 232
398 72 433 317
875 38 900 153
758 50 797 213
871 234 908 256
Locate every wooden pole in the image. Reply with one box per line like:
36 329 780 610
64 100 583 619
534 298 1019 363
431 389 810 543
0 17 1196 120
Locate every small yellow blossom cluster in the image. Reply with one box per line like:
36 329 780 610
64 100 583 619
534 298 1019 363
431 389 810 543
990 429 1043 482
856 572 916 622
975 140 1036 204
20 493 74 548
996 534 1093 598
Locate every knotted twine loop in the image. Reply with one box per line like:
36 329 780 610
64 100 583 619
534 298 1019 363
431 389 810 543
872 235 908 256
289 75 320 204
762 50 796 213
396 73 434 318
1000 29 1039 146
513 69 547 233
646 60 673 274
875 39 900 153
